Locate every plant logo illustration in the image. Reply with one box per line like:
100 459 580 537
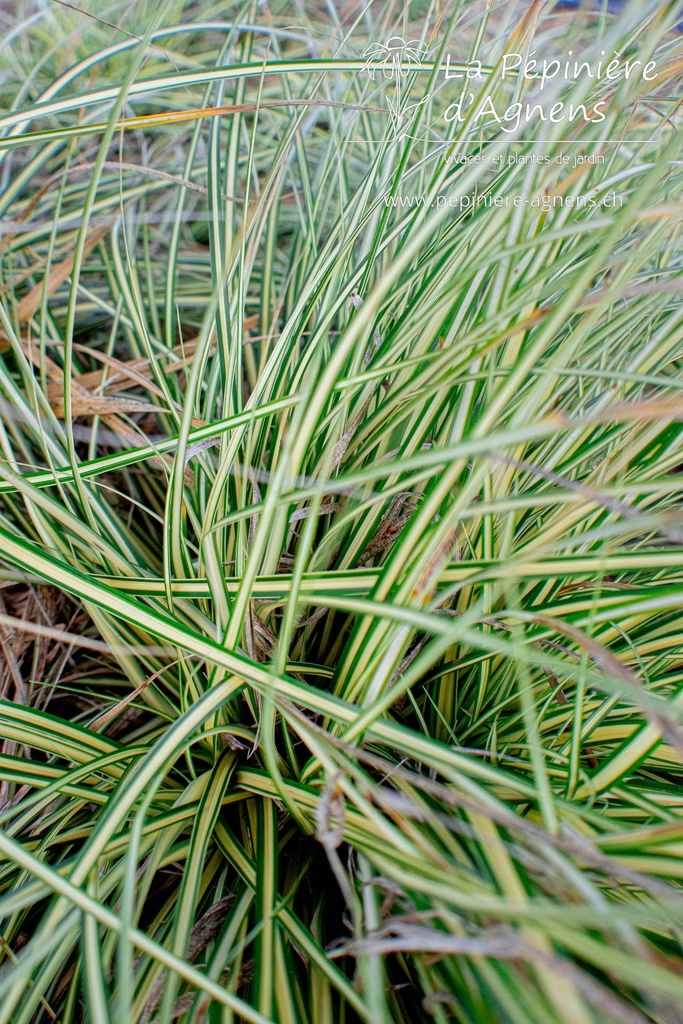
362 36 430 139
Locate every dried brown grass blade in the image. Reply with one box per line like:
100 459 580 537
13 225 110 325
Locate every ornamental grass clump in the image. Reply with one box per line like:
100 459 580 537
0 1 682 1022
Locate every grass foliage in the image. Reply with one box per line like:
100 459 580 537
0 0 683 1021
